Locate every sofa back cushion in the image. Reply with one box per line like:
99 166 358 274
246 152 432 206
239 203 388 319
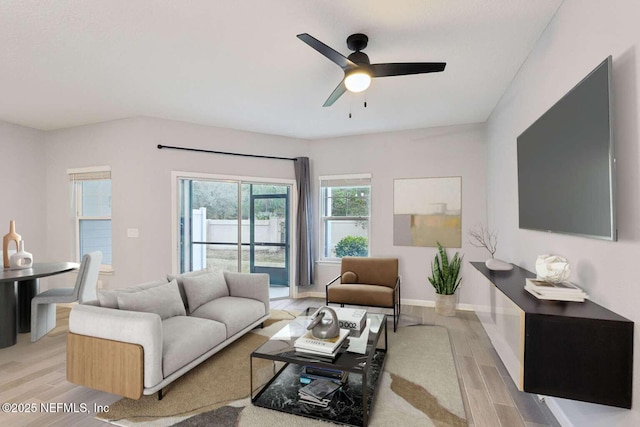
182 270 229 314
97 278 169 309
116 279 186 320
167 268 211 311
340 257 399 288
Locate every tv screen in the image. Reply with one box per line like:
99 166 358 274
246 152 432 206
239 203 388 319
517 56 616 241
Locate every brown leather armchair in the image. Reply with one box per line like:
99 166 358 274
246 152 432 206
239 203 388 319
325 257 400 331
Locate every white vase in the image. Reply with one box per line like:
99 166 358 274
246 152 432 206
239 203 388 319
10 240 33 269
485 258 513 271
435 294 456 316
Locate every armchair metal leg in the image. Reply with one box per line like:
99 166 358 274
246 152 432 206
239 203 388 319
158 389 163 400
393 305 397 332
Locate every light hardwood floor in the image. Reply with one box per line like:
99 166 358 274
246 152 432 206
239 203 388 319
0 298 561 426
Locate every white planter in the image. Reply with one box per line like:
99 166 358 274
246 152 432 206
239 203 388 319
435 293 456 316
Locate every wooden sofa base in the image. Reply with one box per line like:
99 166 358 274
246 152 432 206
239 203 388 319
67 332 144 399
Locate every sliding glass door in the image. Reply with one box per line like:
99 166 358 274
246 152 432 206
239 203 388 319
177 177 291 292
250 190 289 285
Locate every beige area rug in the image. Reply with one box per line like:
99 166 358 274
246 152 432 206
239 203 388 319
96 313 465 427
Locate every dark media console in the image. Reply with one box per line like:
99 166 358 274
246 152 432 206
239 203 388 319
472 262 633 409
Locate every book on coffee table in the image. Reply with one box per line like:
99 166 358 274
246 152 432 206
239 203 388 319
298 378 341 407
294 328 350 354
295 339 349 360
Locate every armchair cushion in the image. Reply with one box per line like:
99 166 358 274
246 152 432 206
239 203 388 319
328 283 395 307
341 271 358 284
340 257 398 288
117 280 186 320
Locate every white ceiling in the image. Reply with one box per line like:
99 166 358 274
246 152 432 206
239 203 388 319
0 1 563 140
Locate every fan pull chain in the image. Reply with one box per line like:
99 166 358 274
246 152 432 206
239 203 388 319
364 95 367 108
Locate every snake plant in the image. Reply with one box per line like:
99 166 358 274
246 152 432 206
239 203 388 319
428 242 463 295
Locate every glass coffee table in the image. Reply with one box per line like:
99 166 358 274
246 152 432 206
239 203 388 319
250 307 387 427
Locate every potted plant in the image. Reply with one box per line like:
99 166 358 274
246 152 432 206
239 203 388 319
428 242 463 316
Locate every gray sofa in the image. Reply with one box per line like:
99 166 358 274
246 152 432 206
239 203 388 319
66 268 270 399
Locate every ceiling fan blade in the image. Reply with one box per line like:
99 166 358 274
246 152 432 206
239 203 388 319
297 33 357 71
370 62 446 78
323 80 347 107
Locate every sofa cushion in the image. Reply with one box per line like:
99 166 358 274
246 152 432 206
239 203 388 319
116 280 186 320
191 296 266 338
182 270 230 313
341 271 358 284
167 268 211 311
98 278 169 309
328 283 395 307
161 316 226 377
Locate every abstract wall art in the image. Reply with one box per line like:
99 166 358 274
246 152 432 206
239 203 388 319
393 176 462 248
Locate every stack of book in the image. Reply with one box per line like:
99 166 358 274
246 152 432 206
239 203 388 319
300 366 348 385
298 379 341 407
294 328 350 360
525 278 589 302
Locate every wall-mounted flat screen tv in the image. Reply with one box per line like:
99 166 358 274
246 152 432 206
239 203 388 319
517 56 616 241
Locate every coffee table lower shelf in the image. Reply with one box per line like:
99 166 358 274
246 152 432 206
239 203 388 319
251 350 386 427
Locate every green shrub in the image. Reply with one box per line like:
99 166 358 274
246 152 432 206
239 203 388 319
335 236 368 257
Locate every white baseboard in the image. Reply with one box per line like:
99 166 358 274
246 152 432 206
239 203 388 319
292 293 474 312
539 396 574 427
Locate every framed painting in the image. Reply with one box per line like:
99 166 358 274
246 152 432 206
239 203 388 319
393 176 462 248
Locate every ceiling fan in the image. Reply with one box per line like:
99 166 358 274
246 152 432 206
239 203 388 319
297 33 446 107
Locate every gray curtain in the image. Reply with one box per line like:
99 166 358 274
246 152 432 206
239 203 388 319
294 157 314 286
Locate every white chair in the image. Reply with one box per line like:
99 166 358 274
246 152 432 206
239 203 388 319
30 251 102 342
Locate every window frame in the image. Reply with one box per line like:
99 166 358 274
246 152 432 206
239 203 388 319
319 173 372 261
67 166 113 273
170 171 297 282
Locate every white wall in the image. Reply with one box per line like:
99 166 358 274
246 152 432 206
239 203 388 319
43 117 309 289
309 124 488 306
0 121 46 261
485 1 640 425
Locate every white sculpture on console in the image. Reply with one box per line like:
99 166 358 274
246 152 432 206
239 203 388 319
535 254 570 283
10 240 33 269
467 224 513 271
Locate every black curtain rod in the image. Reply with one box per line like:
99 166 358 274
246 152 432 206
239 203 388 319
157 144 297 161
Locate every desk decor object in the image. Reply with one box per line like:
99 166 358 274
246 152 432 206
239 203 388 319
9 240 33 269
307 306 340 339
535 254 570 283
467 224 512 271
3 220 22 268
333 306 367 332
524 278 589 302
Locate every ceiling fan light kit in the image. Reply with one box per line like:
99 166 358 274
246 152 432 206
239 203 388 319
344 70 371 93
297 32 446 107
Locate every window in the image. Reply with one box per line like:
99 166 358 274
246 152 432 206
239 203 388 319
68 167 112 270
320 174 371 259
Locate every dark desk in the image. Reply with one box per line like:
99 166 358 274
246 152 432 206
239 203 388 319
471 262 633 409
0 262 78 348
